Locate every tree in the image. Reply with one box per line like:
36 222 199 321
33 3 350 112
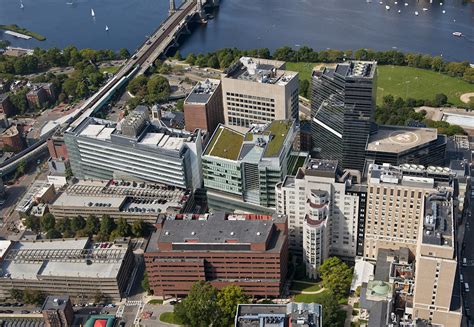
10 289 24 301
9 88 29 115
24 215 40 232
127 75 148 96
115 218 132 237
40 213 56 232
216 285 248 327
319 257 352 300
84 215 100 235
45 228 62 239
119 48 130 59
71 216 86 233
141 271 152 295
185 53 196 65
174 282 219 327
175 99 184 112
299 79 310 98
93 291 104 304
100 215 115 236
173 50 183 60
434 93 448 107
56 217 71 233
23 290 45 305
319 292 344 327
146 74 170 104
132 220 146 237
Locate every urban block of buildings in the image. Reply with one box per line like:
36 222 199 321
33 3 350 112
42 296 74 327
64 106 203 190
202 120 299 213
144 212 288 298
222 57 299 130
0 238 134 302
183 78 223 134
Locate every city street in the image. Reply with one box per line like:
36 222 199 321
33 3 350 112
460 188 474 326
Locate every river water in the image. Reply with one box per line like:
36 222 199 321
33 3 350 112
0 0 473 61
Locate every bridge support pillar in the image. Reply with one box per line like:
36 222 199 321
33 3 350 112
169 0 176 15
197 0 206 19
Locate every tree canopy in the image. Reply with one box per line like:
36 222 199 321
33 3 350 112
319 257 353 300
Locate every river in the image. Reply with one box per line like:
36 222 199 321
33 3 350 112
0 0 473 62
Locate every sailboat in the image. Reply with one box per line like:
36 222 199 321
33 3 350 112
385 5 390 10
105 25 109 31
20 0 24 9
414 11 419 15
91 8 95 17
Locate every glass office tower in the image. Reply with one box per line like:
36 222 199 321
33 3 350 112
311 61 377 171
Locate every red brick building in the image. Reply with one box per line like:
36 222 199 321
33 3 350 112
1 125 24 153
27 87 49 109
144 212 288 298
183 79 223 134
47 135 68 160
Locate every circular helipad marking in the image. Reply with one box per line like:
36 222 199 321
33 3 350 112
388 131 419 145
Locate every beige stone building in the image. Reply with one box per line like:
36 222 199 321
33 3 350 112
364 163 454 260
412 191 462 326
221 57 299 131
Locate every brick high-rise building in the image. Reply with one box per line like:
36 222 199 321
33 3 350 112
184 79 223 134
0 94 14 117
144 212 288 298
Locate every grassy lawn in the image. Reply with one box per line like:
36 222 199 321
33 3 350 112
286 62 474 106
100 66 121 74
160 312 182 325
294 290 331 303
377 65 474 106
0 24 46 41
291 281 322 292
148 299 163 305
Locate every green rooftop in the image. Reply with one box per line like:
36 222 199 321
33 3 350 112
205 125 244 160
264 120 292 157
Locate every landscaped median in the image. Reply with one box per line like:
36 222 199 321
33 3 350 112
0 24 46 41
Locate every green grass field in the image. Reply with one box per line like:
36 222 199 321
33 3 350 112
294 289 331 303
286 62 474 106
0 24 46 41
160 312 182 325
100 66 121 74
290 281 322 292
147 299 163 305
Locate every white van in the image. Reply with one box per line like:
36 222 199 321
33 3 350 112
465 282 470 292
460 274 464 283
463 258 467 266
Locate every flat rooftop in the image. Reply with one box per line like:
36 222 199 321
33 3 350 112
204 121 293 161
422 191 454 247
42 296 70 311
327 60 376 79
185 78 220 104
236 303 322 327
225 57 297 86
366 125 438 154
0 238 129 280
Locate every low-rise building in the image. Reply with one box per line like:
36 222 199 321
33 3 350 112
64 107 203 190
203 120 297 213
27 86 49 109
42 296 74 327
235 302 322 327
49 179 189 222
184 78 223 134
1 124 25 153
144 212 288 298
0 238 134 302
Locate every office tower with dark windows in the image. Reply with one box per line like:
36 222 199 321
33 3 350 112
311 61 377 171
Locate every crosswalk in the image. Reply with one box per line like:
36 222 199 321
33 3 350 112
125 300 142 306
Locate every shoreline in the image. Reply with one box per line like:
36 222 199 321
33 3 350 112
0 24 46 41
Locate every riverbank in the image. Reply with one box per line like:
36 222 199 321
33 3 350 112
0 24 46 41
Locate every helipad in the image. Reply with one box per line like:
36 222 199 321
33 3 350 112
367 126 438 154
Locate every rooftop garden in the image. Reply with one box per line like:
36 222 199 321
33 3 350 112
264 120 292 157
205 126 244 160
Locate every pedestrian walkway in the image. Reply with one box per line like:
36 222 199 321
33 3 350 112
125 300 143 306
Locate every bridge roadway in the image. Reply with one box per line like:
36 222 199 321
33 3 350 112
0 0 199 175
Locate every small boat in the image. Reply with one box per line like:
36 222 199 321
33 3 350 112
404 2 408 6
430 0 433 3
385 5 390 10
366 0 372 3
398 9 401 13
66 1 74 5
379 1 383 4
442 10 446 13
91 8 95 17
440 2 443 5
452 32 462 37
394 1 397 4
422 7 428 11
415 11 419 15
105 25 109 31
20 0 24 9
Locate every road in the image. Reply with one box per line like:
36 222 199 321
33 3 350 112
461 188 474 326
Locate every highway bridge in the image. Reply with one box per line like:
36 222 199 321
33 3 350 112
0 0 218 176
